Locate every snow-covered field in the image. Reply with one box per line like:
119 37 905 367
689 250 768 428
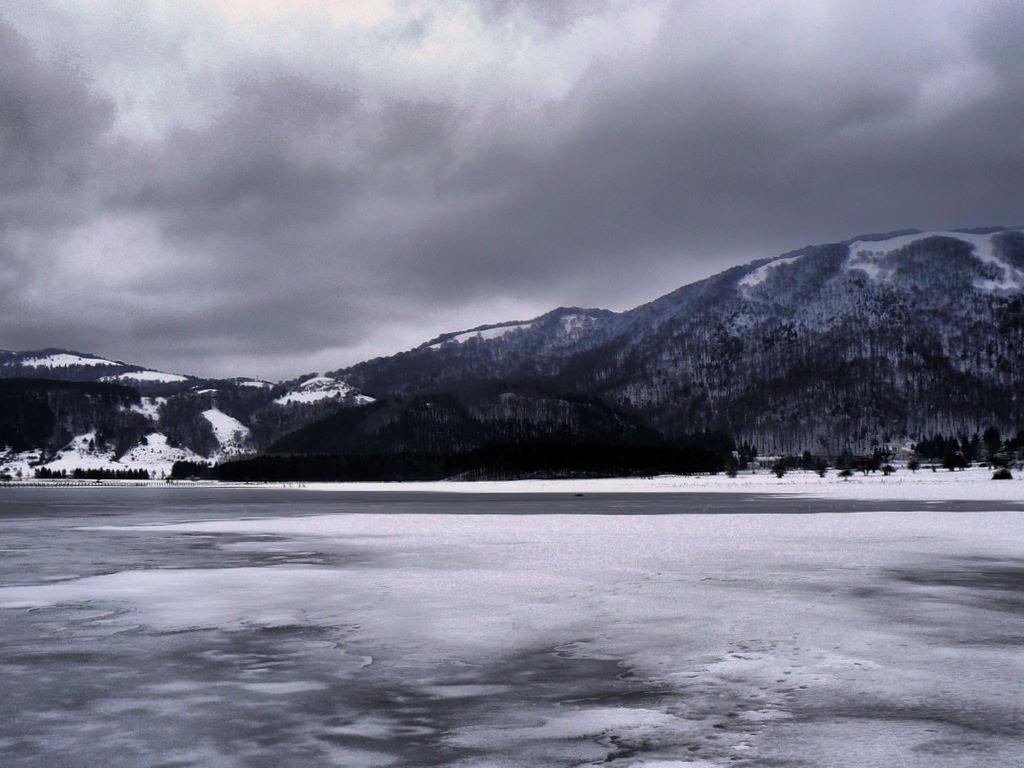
279 465 1024 501
3 463 1022 502
0 488 1022 767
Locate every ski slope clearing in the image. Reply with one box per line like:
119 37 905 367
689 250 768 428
738 254 804 290
16 352 119 367
427 321 535 348
845 229 1024 291
202 407 251 457
100 370 190 384
274 375 374 405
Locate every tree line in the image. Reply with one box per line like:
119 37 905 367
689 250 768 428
34 467 151 480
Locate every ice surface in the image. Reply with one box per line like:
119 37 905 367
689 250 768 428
2 490 1023 767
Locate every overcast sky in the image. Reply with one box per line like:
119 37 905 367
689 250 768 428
2 1 1022 380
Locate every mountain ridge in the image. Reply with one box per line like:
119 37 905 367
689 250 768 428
4 226 1024 479
335 226 1024 455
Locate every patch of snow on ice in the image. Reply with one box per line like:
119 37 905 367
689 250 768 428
240 681 328 695
19 353 118 368
448 706 682 749
738 255 804 291
100 370 190 384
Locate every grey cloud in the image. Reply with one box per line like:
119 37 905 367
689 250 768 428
109 75 362 235
392 2 1024 303
2 2 1024 380
476 0 613 29
0 21 112 222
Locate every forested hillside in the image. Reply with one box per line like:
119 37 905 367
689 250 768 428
336 228 1024 456
5 227 1024 480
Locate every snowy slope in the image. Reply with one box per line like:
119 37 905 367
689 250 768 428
427 321 536 348
122 433 205 471
202 408 252 457
12 431 204 478
738 254 805 290
274 376 374 406
101 370 191 384
844 229 1024 291
17 352 120 368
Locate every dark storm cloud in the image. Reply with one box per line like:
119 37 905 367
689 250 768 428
0 22 112 219
2 1 1023 379
110 75 362 237
438 2 1022 290
386 3 1024 300
0 21 113 325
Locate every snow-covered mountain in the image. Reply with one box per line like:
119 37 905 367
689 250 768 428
0 353 373 478
337 227 1024 454
0 349 196 392
4 226 1023 479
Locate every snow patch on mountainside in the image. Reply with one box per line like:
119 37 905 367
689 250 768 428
845 229 1024 291
1 431 204 478
129 396 165 420
429 322 535 348
274 376 374 406
202 408 251 456
121 433 204 474
558 313 604 337
43 432 117 472
0 449 42 479
17 353 119 368
739 254 804 290
101 370 190 384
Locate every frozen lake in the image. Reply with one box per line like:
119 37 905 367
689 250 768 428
1 488 1023 767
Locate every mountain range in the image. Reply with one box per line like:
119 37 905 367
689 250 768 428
3 226 1023 480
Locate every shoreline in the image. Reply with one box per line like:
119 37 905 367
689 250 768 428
3 465 1022 501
